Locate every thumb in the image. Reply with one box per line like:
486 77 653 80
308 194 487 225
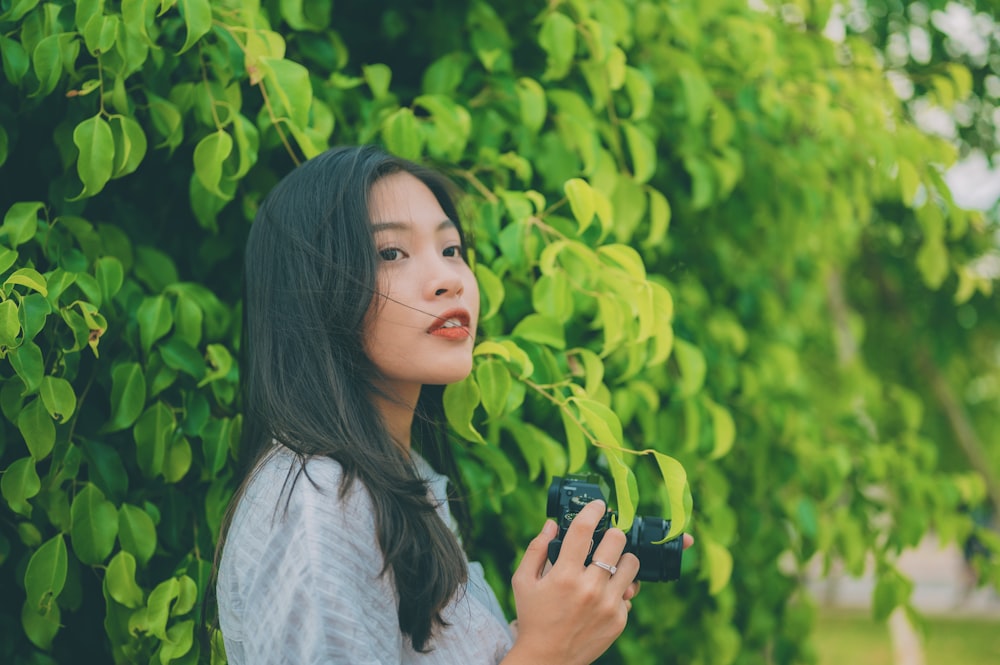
518 520 558 580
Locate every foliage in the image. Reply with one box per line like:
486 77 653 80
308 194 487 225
845 0 1000 527
0 1 996 664
848 0 1000 160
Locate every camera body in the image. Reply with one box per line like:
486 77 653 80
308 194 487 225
546 474 683 582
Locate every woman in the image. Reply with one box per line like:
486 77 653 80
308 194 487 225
216 145 655 664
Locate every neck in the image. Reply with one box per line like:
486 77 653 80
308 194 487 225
371 385 420 452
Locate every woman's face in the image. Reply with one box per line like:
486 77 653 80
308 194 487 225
363 171 480 400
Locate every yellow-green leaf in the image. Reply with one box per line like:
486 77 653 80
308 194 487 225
70 483 119 565
193 130 234 199
177 0 211 54
72 115 115 198
564 178 596 232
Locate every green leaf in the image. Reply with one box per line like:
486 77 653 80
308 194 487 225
515 77 547 132
230 113 260 180
70 483 119 565
39 376 76 425
512 313 565 349
705 397 735 460
539 11 576 80
701 535 733 595
607 452 636 530
133 401 175 479
443 374 486 444
622 121 656 184
0 247 17 277
280 0 331 30
362 63 392 100
145 577 180 639
24 534 68 611
83 13 119 56
574 347 604 396
1 456 41 517
21 598 60 650
413 94 471 161
532 272 573 323
474 263 505 321
74 0 102 31
0 299 21 347
72 114 115 198
148 92 184 151
645 187 671 247
82 439 129 503
598 244 646 281
105 550 144 608
160 619 196 663
381 108 423 161
173 293 203 347
1 0 41 23
1 35 30 86
5 268 48 297
137 295 173 355
109 114 148 178
122 0 154 43
652 451 689 537
177 0 212 54
673 338 706 398
172 575 198 616
2 201 42 247
197 343 232 387
916 236 948 289
200 418 232 475
263 57 313 128
422 52 468 94
163 436 192 483
624 66 653 120
468 443 517 495
564 178 595 232
134 245 178 292
95 256 124 302
160 336 207 378
574 397 624 449
117 503 157 566
475 358 511 420
18 398 56 460
596 295 626 355
32 34 65 98
107 362 146 432
561 405 588 473
9 341 44 393
192 130 234 199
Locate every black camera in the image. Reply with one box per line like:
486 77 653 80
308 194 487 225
546 474 684 582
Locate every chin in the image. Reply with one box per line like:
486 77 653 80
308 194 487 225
433 366 473 386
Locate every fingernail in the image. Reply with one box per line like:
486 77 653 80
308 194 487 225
542 519 557 537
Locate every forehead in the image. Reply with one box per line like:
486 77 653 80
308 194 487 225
368 171 449 226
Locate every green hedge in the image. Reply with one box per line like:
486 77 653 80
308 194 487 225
1 1 996 664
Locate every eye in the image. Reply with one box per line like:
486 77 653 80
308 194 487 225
379 247 403 261
442 245 462 258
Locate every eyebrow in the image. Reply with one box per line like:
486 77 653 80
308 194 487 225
370 219 457 234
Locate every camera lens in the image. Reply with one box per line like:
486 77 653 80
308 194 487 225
628 517 684 582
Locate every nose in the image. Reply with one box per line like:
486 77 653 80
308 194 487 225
427 259 465 299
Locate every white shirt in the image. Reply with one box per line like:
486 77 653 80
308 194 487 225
217 445 514 665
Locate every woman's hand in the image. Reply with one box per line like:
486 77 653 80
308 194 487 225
502 499 641 665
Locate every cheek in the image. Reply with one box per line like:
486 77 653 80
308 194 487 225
466 272 482 319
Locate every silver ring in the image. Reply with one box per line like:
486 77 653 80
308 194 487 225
591 560 617 575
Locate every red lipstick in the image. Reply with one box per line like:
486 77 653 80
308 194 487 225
428 308 472 340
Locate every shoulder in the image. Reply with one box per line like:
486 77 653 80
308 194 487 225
244 446 376 528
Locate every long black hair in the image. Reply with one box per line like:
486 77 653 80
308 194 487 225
220 145 471 652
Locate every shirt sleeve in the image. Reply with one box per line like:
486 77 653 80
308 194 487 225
221 453 403 665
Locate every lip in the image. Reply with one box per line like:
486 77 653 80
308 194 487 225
427 308 472 336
